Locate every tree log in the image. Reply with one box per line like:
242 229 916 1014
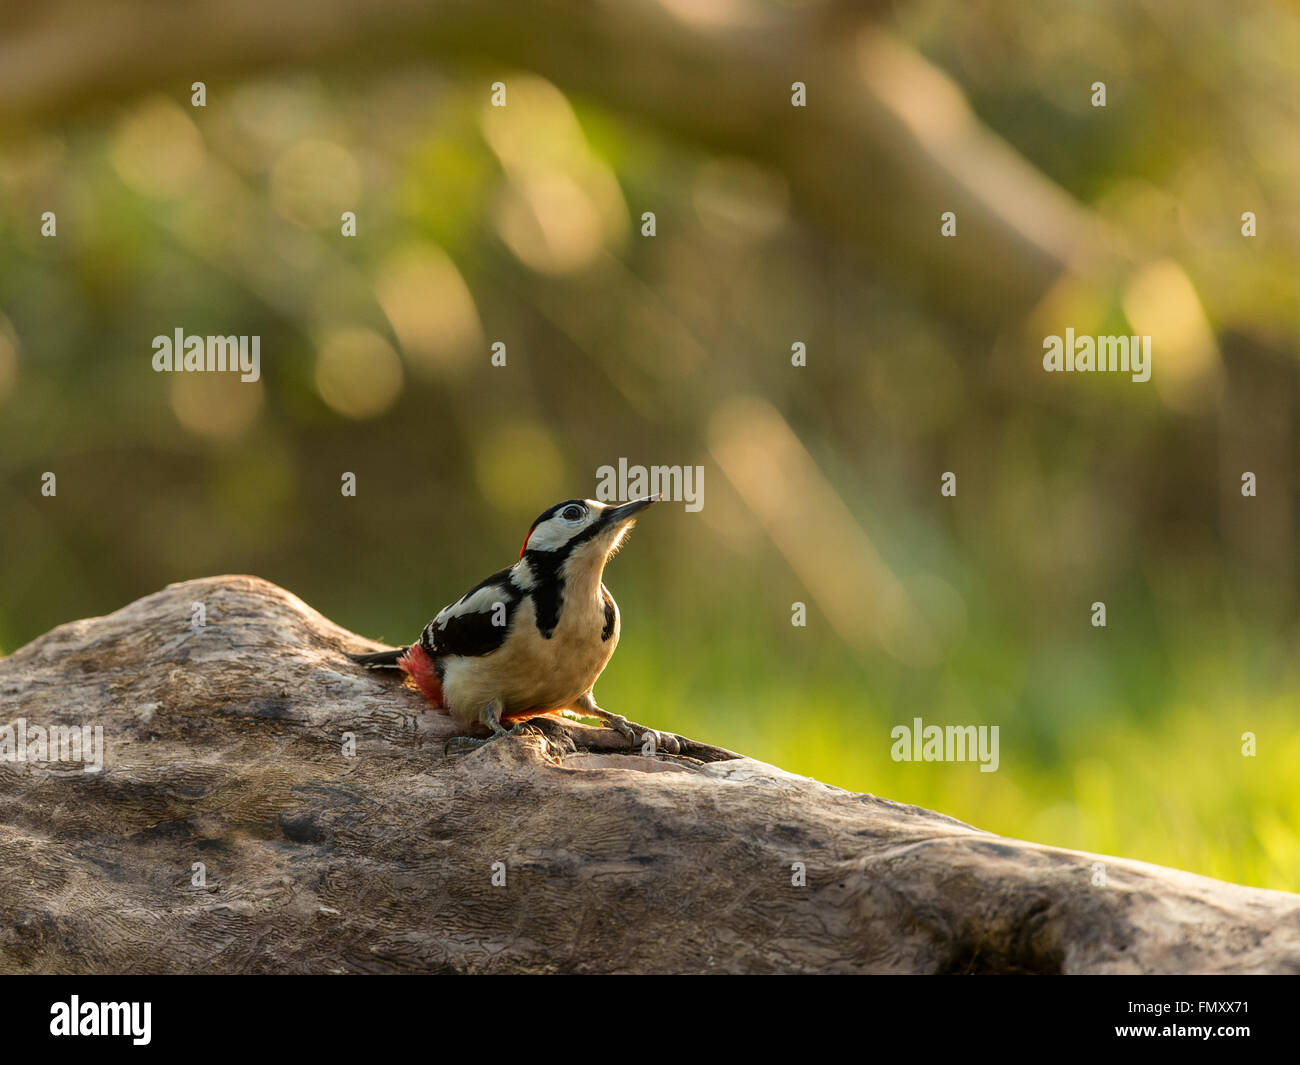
0 575 1297 974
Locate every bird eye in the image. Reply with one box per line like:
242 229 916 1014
562 504 585 522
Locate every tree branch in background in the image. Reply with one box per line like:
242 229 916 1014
0 0 1119 331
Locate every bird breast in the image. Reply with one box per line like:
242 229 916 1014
439 588 619 722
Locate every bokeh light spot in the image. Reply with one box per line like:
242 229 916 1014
0 316 18 407
271 140 361 228
170 373 264 440
375 244 482 374
473 422 565 515
110 97 206 199
314 326 403 419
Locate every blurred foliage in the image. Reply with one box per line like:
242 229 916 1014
0 0 1297 889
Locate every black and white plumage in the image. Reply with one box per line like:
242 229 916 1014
346 495 660 744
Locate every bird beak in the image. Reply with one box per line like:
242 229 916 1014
603 494 661 525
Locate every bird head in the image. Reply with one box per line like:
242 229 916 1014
519 495 660 566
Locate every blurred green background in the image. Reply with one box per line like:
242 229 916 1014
1 0 1297 889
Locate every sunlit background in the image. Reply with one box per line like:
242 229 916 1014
1 0 1297 889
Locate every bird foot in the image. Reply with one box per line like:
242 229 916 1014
443 721 536 754
597 712 681 755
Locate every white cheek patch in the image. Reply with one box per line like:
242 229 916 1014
523 519 566 552
525 510 600 552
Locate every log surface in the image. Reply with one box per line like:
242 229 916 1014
1 576 1297 974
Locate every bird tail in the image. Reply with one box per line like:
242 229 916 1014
345 647 408 668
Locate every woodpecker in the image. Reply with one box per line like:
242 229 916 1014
346 495 664 748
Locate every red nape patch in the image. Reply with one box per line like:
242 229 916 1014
396 645 448 712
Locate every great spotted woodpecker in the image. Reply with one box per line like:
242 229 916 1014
347 495 666 749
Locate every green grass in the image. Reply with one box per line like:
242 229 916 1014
596 604 1300 894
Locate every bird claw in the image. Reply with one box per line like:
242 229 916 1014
599 713 681 755
657 731 683 756
444 721 535 754
602 713 638 746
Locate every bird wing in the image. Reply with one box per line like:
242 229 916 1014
421 567 521 659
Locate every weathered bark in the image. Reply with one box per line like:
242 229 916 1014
0 575 1296 974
